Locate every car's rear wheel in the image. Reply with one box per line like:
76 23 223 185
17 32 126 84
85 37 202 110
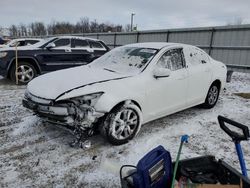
202 84 220 108
102 102 142 145
10 62 37 84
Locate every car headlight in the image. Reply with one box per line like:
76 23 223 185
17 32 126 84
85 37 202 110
70 92 104 106
0 52 8 58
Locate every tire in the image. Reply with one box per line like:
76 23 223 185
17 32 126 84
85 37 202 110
10 62 37 84
202 84 220 109
101 102 142 145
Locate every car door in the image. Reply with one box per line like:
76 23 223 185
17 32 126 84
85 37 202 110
88 40 108 59
183 46 212 106
38 38 76 72
71 38 95 66
146 48 188 120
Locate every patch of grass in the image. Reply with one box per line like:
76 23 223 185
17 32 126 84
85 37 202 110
234 93 250 99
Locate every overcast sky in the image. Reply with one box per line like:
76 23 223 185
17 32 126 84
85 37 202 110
1 0 250 30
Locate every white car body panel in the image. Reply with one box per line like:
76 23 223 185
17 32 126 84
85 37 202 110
25 42 227 125
183 46 213 105
27 65 128 99
145 67 188 122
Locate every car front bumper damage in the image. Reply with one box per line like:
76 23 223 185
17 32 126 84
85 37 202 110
22 91 106 148
22 96 104 128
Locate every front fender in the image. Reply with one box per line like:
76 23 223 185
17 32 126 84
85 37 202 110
94 93 142 113
8 56 41 74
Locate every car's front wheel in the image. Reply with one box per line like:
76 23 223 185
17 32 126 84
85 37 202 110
10 62 37 84
102 102 142 145
203 83 220 108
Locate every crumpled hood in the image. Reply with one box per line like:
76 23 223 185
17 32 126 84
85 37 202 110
27 65 129 100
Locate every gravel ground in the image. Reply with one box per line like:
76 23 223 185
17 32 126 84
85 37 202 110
0 73 250 188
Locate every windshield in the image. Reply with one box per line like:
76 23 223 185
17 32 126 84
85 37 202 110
91 46 158 74
32 37 56 48
6 39 18 47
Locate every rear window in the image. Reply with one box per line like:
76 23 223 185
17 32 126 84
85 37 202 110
73 39 89 48
189 47 210 66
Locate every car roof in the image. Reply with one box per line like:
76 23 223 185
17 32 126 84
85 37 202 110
13 38 43 41
55 36 101 41
124 42 183 50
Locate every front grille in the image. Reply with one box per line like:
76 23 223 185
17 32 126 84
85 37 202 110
25 90 52 105
23 93 69 117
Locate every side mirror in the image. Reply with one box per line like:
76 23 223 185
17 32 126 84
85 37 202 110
153 67 171 79
45 42 56 49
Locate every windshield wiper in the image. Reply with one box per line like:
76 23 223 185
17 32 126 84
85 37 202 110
104 68 117 73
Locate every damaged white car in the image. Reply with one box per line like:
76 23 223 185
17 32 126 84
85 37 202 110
23 42 227 145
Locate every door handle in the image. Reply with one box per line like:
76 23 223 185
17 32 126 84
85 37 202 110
65 49 72 52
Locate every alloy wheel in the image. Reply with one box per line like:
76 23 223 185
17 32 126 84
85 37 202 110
111 108 139 140
16 65 34 83
208 86 218 105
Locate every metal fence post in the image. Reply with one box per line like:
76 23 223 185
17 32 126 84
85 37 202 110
15 44 18 85
209 28 215 55
166 31 170 42
136 32 140 43
114 33 117 48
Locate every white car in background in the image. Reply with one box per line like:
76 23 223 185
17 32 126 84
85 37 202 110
23 42 227 145
0 38 42 48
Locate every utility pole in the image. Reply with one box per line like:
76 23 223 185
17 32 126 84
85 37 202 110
130 13 135 32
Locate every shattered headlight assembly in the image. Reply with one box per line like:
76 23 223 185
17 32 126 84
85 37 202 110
68 92 105 123
0 52 8 58
71 92 104 107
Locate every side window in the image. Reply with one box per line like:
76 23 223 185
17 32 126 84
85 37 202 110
157 49 185 71
199 50 210 64
73 39 89 48
189 47 210 66
25 40 38 45
54 39 70 47
89 41 104 49
18 41 26 46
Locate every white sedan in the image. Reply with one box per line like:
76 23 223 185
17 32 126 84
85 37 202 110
23 42 227 145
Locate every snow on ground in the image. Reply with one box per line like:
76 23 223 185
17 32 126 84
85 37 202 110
0 73 250 187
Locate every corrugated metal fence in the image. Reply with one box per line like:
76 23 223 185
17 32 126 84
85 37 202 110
56 25 250 72
79 25 250 72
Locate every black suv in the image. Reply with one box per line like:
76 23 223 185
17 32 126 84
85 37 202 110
0 36 109 84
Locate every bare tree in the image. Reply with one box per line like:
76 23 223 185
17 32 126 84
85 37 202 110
98 23 105 32
115 25 123 32
9 25 18 37
31 22 47 36
90 19 98 33
123 24 131 32
19 23 27 36
76 17 90 33
47 21 56 35
6 17 125 37
0 27 3 36
48 21 74 35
